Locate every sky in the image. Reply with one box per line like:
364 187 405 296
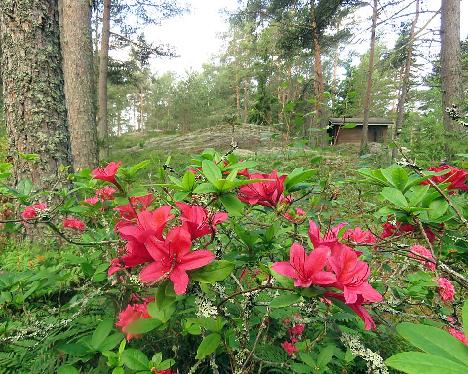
145 0 468 77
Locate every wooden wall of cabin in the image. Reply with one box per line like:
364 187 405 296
334 126 388 145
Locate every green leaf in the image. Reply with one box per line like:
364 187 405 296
122 349 150 371
99 333 125 352
181 171 196 191
284 168 316 192
193 183 218 194
396 322 468 366
57 365 80 374
196 333 221 359
299 352 316 367
147 301 176 323
57 342 89 357
219 193 244 216
405 185 430 206
428 199 449 220
126 318 162 334
385 352 467 374
381 187 408 208
191 260 235 283
270 293 301 308
202 160 222 186
381 166 408 190
91 319 114 350
317 344 335 368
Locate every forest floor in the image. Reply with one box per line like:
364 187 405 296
110 124 389 172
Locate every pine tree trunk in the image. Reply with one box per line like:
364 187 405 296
440 0 462 156
0 0 72 187
97 0 111 159
243 80 249 123
392 0 419 159
360 0 378 154
310 2 325 147
60 0 98 170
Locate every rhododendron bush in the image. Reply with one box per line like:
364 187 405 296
0 150 467 373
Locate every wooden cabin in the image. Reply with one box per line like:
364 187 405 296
328 117 393 145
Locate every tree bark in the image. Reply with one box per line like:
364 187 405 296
440 0 462 155
392 0 419 159
310 1 325 147
0 0 72 188
97 0 111 159
360 0 378 154
59 0 98 169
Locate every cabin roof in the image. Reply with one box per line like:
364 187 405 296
329 117 393 126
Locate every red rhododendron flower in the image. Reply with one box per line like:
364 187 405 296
118 206 173 244
115 194 154 221
381 221 436 243
115 297 153 340
96 186 117 201
325 293 377 330
176 202 228 239
289 323 305 337
92 161 122 184
281 341 298 356
151 369 173 374
342 227 376 244
238 170 290 208
21 203 47 220
272 243 336 287
408 245 436 271
448 327 468 346
421 165 468 191
84 196 99 205
63 218 86 232
328 244 382 304
437 277 455 302
139 227 215 295
308 220 347 248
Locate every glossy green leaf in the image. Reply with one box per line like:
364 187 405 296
195 333 221 359
386 352 467 374
219 193 244 216
191 260 235 283
270 293 300 308
122 349 150 371
126 318 162 334
91 319 113 350
202 160 222 186
397 322 468 365
381 187 408 208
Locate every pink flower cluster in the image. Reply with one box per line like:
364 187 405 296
281 320 306 356
381 220 437 243
238 170 291 208
437 277 455 302
115 296 153 340
63 217 86 232
449 327 468 346
272 220 382 330
421 165 468 191
21 203 47 220
109 195 228 295
408 245 436 271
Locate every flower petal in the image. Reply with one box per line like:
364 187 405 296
179 250 215 270
139 261 168 283
170 267 189 295
271 261 297 279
